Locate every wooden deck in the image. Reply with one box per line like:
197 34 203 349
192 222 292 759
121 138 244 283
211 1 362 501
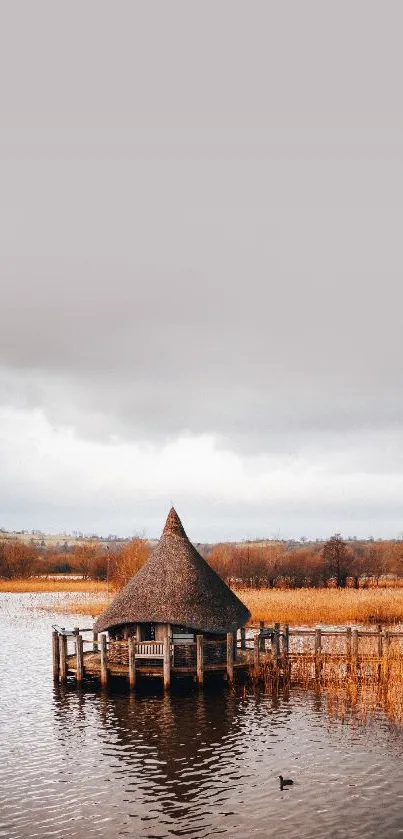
53 623 403 691
65 650 250 678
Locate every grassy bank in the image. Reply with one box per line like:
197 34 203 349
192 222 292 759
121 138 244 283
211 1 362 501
0 578 108 593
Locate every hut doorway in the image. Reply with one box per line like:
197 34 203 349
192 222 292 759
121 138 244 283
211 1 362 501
140 622 156 641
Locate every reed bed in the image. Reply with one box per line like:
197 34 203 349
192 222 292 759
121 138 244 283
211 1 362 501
0 578 108 594
246 637 403 725
238 587 403 626
45 597 111 615
7 579 403 628
19 585 403 624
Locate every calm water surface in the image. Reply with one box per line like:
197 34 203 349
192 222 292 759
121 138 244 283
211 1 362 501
1 593 403 839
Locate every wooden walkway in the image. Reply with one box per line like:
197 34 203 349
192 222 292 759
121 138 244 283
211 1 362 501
52 622 403 691
65 649 250 679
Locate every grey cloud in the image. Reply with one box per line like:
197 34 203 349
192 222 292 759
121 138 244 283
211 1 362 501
0 2 403 535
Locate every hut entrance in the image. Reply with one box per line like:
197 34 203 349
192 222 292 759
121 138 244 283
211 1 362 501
141 623 156 641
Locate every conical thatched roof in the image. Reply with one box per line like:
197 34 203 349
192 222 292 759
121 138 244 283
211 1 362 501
94 508 250 634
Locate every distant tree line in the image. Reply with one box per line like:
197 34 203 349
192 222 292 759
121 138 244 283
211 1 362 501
1 533 403 589
0 536 150 585
206 535 403 589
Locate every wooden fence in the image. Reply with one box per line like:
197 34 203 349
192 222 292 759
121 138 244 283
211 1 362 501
52 623 403 691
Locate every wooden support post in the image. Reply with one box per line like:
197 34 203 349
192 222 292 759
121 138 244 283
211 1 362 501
284 624 289 656
93 630 98 652
196 634 204 687
240 627 246 650
100 633 108 687
259 620 265 651
378 624 383 659
346 627 352 674
163 626 171 690
59 634 67 684
254 633 260 669
232 630 237 661
283 624 290 683
315 628 322 680
273 623 280 660
352 629 359 674
128 637 136 690
384 630 391 667
226 632 234 684
346 627 352 657
377 623 383 680
75 634 84 684
52 631 60 681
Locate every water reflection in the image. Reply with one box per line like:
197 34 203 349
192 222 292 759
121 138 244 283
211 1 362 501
52 685 251 834
49 681 403 839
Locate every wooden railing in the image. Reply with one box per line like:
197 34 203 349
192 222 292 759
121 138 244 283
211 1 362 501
237 624 403 670
135 641 165 658
173 641 196 667
203 639 227 665
53 623 403 691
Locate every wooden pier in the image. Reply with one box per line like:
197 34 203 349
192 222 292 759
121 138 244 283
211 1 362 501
52 622 403 691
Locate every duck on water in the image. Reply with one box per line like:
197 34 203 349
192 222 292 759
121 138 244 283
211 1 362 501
279 775 294 791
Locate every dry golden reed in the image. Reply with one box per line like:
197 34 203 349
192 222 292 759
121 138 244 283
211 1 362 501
298 638 403 725
246 635 403 725
16 585 403 624
46 597 110 616
238 587 403 625
0 578 108 594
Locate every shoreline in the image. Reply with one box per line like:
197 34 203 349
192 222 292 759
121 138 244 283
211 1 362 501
4 580 403 626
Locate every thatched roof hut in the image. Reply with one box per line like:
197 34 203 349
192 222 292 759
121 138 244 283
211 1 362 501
94 508 250 635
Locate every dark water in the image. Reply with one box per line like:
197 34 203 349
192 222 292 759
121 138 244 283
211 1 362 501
2 594 403 839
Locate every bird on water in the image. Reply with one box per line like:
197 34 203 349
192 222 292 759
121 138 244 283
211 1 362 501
279 775 293 791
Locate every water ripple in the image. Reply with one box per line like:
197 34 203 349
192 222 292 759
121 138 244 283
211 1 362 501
2 593 403 838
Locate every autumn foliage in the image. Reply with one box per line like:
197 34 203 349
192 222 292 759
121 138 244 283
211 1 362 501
108 538 150 589
207 536 403 589
1 532 403 591
0 540 38 578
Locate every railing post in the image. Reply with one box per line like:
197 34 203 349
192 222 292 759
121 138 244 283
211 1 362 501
93 630 98 653
100 633 108 687
240 627 246 650
384 630 391 673
377 624 383 659
226 632 234 684
283 624 290 683
254 633 260 669
232 630 237 661
163 626 171 690
346 627 352 674
128 637 136 690
284 624 289 656
196 634 204 687
352 629 359 674
75 634 84 684
315 628 322 680
259 620 265 651
52 631 60 681
273 623 280 660
59 633 67 684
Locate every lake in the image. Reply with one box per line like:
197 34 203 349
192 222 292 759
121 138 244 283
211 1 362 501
1 593 403 839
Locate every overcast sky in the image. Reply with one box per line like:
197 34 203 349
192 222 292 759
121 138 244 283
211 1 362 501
1 2 402 541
